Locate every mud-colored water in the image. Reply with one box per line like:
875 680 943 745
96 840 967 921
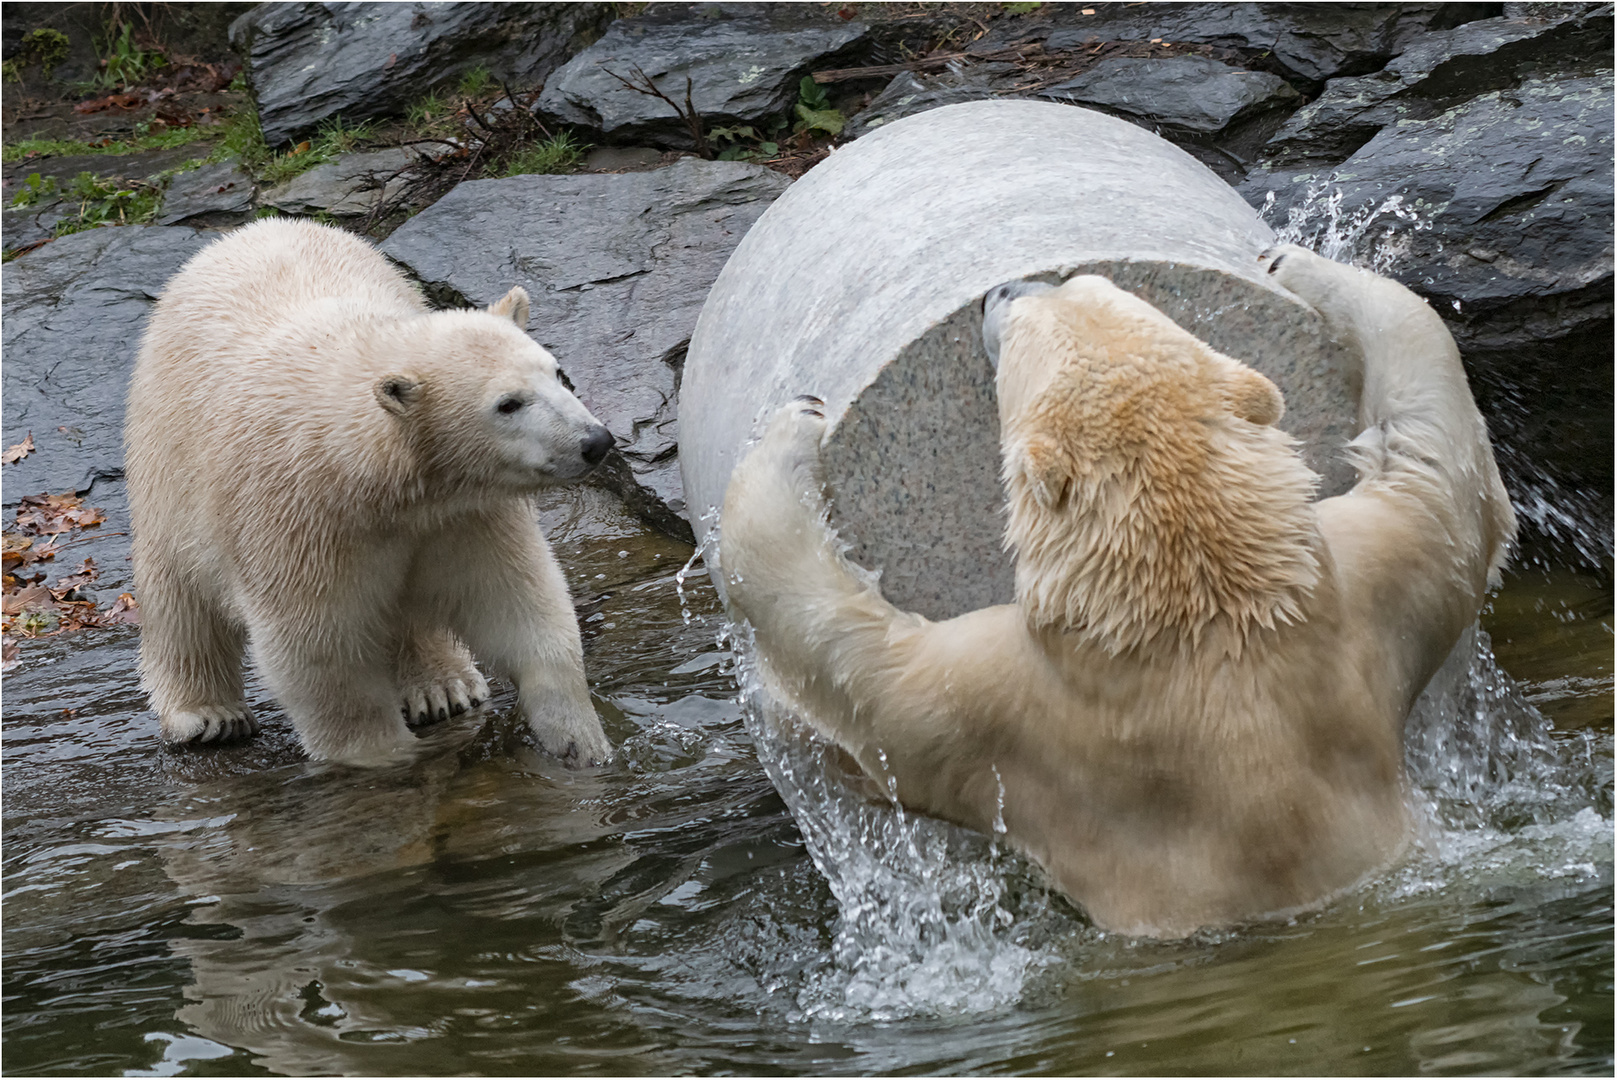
2 476 1610 1076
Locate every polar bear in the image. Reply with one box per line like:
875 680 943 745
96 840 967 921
720 246 1516 937
126 218 615 766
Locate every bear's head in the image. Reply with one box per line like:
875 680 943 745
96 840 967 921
373 287 614 491
984 275 1322 656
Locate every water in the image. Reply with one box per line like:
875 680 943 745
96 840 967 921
2 471 1609 1075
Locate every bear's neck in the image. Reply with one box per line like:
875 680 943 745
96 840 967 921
1005 428 1323 658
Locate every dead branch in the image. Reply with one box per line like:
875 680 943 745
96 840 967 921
600 64 710 158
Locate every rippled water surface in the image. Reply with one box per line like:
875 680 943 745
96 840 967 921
3 482 1611 1076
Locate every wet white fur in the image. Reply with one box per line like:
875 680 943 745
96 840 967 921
126 219 612 765
720 247 1515 937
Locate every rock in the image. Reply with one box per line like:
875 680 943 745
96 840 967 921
1245 72 1614 551
1245 73 1613 347
1039 55 1299 133
681 101 1363 622
1262 8 1615 169
537 3 869 149
230 2 615 148
2 226 211 503
260 147 442 217
1 199 69 252
1038 3 1499 84
582 146 668 172
380 158 791 535
843 71 1002 141
157 160 256 226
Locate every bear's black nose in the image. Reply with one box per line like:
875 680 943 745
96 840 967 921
581 425 614 466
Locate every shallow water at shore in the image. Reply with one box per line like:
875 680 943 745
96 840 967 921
2 481 1609 1076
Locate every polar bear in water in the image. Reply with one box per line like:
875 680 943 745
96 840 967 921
719 246 1515 937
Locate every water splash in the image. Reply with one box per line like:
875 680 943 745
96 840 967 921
675 507 723 627
1261 185 1432 275
733 631 1064 1022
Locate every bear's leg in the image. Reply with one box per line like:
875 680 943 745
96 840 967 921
137 560 257 745
250 621 413 763
423 509 610 767
395 626 490 727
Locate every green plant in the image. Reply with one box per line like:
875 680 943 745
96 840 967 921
794 75 845 137
406 91 450 129
10 173 60 208
53 171 161 235
709 124 779 162
456 65 494 98
309 115 374 157
88 23 166 91
504 132 588 176
1003 2 1043 13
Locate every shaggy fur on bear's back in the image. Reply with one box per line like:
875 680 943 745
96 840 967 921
720 250 1515 937
127 219 615 766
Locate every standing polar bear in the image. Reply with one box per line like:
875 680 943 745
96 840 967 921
126 219 615 766
721 245 1516 937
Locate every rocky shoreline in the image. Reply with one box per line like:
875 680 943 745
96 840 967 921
3 1 1611 553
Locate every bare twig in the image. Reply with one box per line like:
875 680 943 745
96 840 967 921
600 63 710 158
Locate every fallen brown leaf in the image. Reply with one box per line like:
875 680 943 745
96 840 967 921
3 433 34 464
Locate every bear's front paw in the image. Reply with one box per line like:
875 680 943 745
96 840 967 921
531 706 613 768
161 704 258 745
1261 244 1352 306
763 396 829 494
401 668 490 728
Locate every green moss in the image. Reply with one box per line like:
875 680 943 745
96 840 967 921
4 28 71 83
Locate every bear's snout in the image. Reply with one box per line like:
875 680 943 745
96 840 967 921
581 424 614 467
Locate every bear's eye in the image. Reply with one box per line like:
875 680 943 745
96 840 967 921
496 396 525 415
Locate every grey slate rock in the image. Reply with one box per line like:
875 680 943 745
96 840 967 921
260 147 441 216
1244 73 1614 346
381 158 790 534
157 160 256 226
1262 8 1615 169
2 226 210 503
1039 55 1300 134
1038 3 1498 84
2 198 69 252
843 71 1003 141
537 3 869 149
230 2 614 147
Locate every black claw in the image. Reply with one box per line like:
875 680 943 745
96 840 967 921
803 409 824 418
469 697 482 708
1267 253 1286 274
450 701 466 717
793 394 824 406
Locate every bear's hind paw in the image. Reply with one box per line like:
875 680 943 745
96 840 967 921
161 705 258 745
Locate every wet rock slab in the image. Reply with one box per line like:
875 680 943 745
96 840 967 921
538 2 869 149
1245 73 1614 349
231 2 614 147
2 226 211 502
1038 55 1298 133
260 146 446 217
1035 2 1498 83
1260 7 1615 170
380 158 791 535
156 160 256 226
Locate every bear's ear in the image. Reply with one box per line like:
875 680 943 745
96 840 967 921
488 286 530 330
1015 432 1073 510
375 375 422 416
1223 365 1285 426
